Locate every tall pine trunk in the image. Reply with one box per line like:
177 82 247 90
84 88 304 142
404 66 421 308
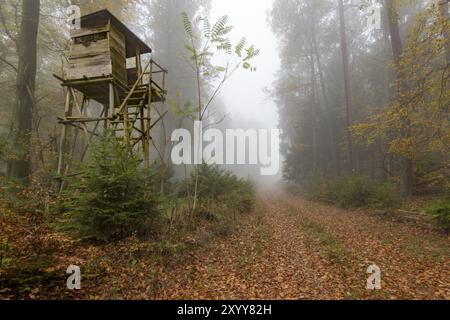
338 0 355 172
308 33 318 174
313 36 341 176
384 0 413 197
7 0 40 184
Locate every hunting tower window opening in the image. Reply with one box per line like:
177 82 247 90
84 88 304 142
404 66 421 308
74 32 108 47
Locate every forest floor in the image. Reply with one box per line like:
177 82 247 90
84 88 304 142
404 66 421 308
1 193 449 300
155 193 449 300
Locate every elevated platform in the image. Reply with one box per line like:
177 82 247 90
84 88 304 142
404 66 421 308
56 9 168 181
58 75 166 106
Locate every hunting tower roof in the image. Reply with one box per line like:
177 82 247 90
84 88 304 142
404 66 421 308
78 9 152 58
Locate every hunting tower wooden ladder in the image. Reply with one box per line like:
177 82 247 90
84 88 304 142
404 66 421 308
55 10 168 190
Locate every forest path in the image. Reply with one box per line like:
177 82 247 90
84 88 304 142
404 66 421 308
156 194 449 300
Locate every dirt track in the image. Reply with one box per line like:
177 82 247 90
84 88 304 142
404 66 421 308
156 194 449 300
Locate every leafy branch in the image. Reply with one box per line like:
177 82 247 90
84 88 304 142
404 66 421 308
180 11 260 215
181 11 259 122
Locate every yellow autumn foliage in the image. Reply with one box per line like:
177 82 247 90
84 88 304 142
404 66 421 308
354 4 449 187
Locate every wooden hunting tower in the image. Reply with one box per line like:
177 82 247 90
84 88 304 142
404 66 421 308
56 9 167 181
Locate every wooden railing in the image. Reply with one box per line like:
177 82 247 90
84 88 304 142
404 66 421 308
117 59 167 114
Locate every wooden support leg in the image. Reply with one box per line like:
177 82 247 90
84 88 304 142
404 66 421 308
59 94 89 192
146 62 154 167
136 48 142 85
140 107 149 169
70 89 89 141
80 105 105 163
56 90 73 193
108 82 114 132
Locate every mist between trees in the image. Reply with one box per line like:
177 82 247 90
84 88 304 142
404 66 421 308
270 0 449 203
0 0 449 300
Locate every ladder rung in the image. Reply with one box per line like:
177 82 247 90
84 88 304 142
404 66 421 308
127 104 144 108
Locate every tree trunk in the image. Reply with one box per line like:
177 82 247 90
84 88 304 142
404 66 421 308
7 0 40 184
308 51 318 173
313 36 341 176
384 0 413 197
338 0 355 172
436 0 450 64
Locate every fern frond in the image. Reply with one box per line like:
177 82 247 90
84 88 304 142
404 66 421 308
217 40 232 54
216 26 233 37
203 18 211 39
211 15 229 40
211 37 227 44
182 12 194 39
235 37 247 57
244 45 260 61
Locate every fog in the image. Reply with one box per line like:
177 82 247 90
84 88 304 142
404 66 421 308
1 0 443 191
209 0 283 187
1 0 448 301
210 0 280 130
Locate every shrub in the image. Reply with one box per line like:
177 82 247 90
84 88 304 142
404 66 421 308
0 134 6 163
332 174 374 208
425 200 450 233
303 176 335 203
424 196 450 233
304 174 401 209
180 164 255 220
61 133 160 242
370 182 402 209
0 176 49 215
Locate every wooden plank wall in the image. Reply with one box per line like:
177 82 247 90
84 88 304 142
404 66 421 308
66 23 127 86
67 26 112 80
109 24 127 85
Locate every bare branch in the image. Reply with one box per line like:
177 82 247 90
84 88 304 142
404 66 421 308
0 2 17 43
0 56 17 72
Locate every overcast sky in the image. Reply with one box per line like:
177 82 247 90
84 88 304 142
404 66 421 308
210 0 280 129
